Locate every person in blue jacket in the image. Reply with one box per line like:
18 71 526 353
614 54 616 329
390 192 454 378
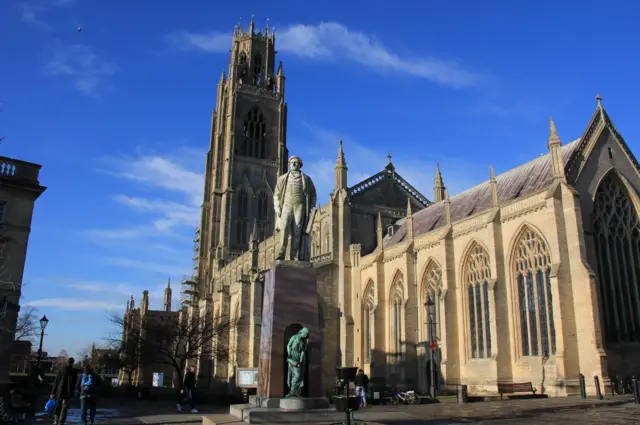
76 365 98 425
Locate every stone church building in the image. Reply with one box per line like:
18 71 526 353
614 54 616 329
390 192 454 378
172 19 640 397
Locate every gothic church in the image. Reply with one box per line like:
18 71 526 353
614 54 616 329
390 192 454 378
174 19 640 397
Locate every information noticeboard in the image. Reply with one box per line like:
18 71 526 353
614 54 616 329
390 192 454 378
236 368 259 388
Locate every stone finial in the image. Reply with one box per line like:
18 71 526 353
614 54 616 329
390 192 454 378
548 117 561 148
406 197 413 217
376 212 384 250
249 15 255 34
434 162 445 203
277 61 284 76
596 94 602 107
219 72 226 84
490 164 498 207
335 140 348 190
444 189 451 225
406 198 414 240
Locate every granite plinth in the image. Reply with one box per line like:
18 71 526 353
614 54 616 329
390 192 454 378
229 403 341 424
248 395 329 410
257 261 323 398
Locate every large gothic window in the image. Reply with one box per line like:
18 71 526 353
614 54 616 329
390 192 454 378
256 192 269 241
253 53 263 84
513 227 557 356
463 243 492 359
593 173 640 344
235 189 249 245
391 277 404 355
241 108 266 159
363 282 376 364
422 262 443 341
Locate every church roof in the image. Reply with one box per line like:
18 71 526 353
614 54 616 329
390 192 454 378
386 139 581 246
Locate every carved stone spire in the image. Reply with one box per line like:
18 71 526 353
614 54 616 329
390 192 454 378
434 163 445 203
219 71 226 85
164 279 172 312
376 212 384 251
406 198 414 240
548 117 566 182
335 140 348 190
129 295 134 311
490 164 498 207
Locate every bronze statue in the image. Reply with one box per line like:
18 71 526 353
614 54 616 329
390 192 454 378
286 327 310 397
273 156 317 261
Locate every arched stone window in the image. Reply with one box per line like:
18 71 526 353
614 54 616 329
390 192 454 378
390 276 404 355
241 107 266 159
324 230 330 254
253 53 263 84
513 227 556 356
363 282 376 363
593 173 640 344
463 243 492 359
235 189 249 245
238 52 247 65
256 191 269 241
422 262 443 341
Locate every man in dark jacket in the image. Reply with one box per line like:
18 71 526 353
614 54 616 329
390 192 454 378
76 365 98 425
355 369 369 407
176 366 198 413
50 357 78 425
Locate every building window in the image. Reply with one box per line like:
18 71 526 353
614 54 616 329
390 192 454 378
253 53 263 84
391 278 404 356
463 243 492 359
513 227 556 356
422 262 442 341
238 52 247 65
363 282 375 363
241 107 266 159
592 172 640 344
235 189 249 245
256 192 269 241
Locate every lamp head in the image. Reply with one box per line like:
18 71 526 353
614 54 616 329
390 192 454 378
39 315 49 331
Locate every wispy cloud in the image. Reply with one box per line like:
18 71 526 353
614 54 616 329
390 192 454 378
296 122 487 203
14 0 76 30
44 44 119 97
25 298 122 311
103 257 191 278
167 22 480 88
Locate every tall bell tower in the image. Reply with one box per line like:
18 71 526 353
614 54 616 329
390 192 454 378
197 17 288 292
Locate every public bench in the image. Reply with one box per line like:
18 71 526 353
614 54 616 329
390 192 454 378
497 382 537 399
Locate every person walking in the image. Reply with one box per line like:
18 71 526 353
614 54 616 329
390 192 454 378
176 366 198 413
50 357 78 425
355 369 369 408
77 365 98 425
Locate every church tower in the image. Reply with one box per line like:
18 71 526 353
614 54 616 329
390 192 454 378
197 17 288 293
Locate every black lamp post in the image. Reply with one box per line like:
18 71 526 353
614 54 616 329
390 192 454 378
425 298 437 399
35 315 49 377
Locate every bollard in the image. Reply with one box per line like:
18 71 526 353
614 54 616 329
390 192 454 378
594 376 604 400
579 374 587 399
633 376 640 405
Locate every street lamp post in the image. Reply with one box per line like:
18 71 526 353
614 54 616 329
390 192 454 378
425 299 437 399
35 315 49 379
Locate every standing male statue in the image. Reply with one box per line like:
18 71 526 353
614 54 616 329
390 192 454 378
274 156 317 261
286 327 310 398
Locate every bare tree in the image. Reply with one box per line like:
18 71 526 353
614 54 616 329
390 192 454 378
109 312 236 387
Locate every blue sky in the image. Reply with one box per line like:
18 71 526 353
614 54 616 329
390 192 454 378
2 0 640 357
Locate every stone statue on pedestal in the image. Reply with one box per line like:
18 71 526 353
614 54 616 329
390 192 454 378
286 327 310 398
273 156 317 262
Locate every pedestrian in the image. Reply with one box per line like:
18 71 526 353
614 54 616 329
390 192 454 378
355 369 369 407
77 365 98 425
50 357 78 425
176 366 198 413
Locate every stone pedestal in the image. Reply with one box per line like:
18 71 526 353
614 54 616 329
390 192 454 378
257 260 323 398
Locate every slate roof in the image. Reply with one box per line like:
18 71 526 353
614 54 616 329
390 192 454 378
386 139 581 246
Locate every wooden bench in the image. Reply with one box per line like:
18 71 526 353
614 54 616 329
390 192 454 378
497 382 537 399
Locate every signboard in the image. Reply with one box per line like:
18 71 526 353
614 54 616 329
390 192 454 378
152 373 164 388
236 368 259 388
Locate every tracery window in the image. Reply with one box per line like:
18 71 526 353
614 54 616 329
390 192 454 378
463 244 492 359
513 228 556 356
253 53 263 84
238 52 247 65
592 173 640 344
241 107 266 159
256 192 269 241
422 262 443 341
235 189 249 245
391 278 404 355
363 282 375 363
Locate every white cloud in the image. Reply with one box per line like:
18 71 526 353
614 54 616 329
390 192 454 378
14 0 76 30
44 44 119 97
25 298 121 311
167 22 479 88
